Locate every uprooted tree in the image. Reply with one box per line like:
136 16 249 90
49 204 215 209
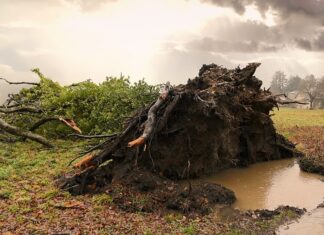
57 63 302 200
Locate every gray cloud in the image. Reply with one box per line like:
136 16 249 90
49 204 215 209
295 38 312 51
202 0 324 18
198 1 324 53
187 37 282 53
295 32 324 51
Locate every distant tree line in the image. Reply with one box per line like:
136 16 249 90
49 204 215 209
270 71 324 109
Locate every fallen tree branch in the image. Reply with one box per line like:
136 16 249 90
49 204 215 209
28 117 81 133
68 133 118 139
276 100 309 105
0 118 53 147
28 117 62 132
0 77 39 86
0 104 20 108
0 106 41 114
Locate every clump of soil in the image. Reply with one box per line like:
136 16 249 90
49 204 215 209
165 183 235 214
254 206 305 220
299 157 324 175
57 63 302 213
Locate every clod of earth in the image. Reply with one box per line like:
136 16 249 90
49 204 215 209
57 63 303 213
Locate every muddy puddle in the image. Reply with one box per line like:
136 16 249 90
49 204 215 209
197 158 324 211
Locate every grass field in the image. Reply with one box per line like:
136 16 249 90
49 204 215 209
271 107 324 129
0 108 322 234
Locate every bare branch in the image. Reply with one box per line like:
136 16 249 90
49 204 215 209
0 106 41 114
29 117 82 134
277 100 309 105
18 117 81 142
0 77 39 86
28 117 61 132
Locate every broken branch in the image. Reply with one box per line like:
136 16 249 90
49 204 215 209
68 133 118 139
28 117 82 134
0 77 39 86
0 106 41 114
277 100 309 105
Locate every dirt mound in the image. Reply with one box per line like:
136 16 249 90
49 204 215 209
57 63 302 212
165 183 236 214
299 157 324 175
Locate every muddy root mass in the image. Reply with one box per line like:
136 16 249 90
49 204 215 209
57 63 302 212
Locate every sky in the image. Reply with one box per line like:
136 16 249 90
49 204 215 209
1 0 324 101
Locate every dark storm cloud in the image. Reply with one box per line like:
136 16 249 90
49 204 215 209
187 37 281 53
183 19 286 54
295 38 312 51
295 32 324 51
199 0 324 53
201 0 324 18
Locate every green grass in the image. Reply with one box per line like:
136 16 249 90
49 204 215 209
271 107 324 130
92 193 113 205
0 140 84 224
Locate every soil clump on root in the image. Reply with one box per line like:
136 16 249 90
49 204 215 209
57 63 302 213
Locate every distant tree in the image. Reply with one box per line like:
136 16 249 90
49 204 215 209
300 75 320 109
315 77 324 107
286 75 303 92
270 71 288 94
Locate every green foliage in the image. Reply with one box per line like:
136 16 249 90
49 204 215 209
5 69 159 135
